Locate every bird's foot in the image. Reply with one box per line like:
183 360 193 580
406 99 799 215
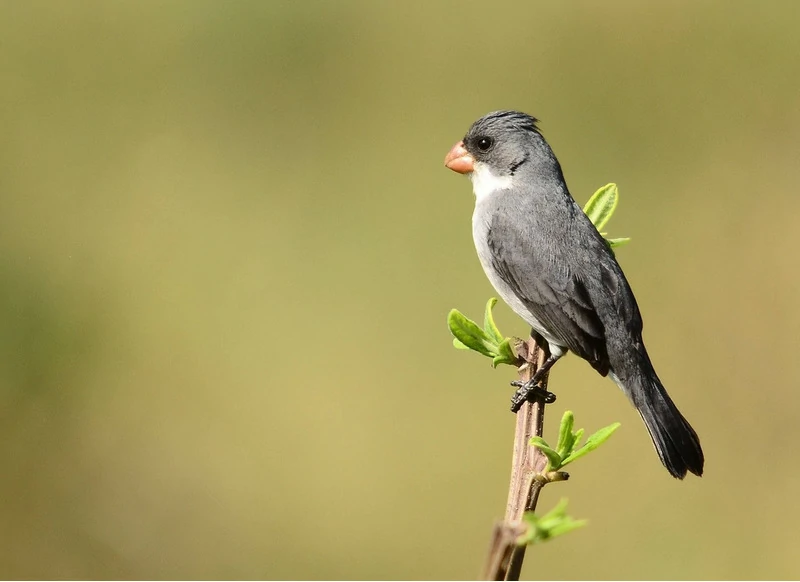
509 379 556 412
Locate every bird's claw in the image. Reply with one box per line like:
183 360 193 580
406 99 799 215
509 379 556 412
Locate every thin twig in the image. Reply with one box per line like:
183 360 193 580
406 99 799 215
482 338 550 581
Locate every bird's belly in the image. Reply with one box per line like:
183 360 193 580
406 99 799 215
480 259 566 355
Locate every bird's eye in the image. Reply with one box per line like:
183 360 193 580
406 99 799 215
476 137 494 152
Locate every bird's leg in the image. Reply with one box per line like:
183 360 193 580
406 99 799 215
509 352 561 413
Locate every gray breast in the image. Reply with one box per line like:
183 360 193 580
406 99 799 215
471 197 566 355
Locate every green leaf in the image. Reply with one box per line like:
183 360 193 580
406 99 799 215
584 422 621 448
483 297 505 344
453 338 470 350
583 183 619 232
607 237 631 248
491 338 519 368
517 499 586 545
546 517 588 538
560 422 621 467
535 497 568 529
529 436 562 471
447 309 498 357
572 428 584 450
556 410 576 458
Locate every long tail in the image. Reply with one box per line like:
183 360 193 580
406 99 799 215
610 367 704 479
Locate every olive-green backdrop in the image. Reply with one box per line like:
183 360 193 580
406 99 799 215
1 1 798 579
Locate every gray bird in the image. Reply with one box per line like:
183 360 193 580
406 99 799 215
444 110 703 479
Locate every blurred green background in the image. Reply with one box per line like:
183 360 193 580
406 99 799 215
1 0 799 579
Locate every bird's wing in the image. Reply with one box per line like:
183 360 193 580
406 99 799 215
487 212 611 375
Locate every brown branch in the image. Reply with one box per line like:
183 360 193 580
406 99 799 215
482 338 551 581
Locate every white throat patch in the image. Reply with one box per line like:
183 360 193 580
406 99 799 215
469 161 512 201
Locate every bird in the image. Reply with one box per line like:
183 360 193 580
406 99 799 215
444 110 704 479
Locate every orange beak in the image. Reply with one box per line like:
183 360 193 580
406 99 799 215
444 141 474 174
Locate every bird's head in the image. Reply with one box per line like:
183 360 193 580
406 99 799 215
445 110 555 201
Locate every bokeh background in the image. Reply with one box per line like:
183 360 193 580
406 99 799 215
1 0 799 579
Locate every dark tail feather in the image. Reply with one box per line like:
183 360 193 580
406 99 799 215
613 369 704 479
638 378 704 479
